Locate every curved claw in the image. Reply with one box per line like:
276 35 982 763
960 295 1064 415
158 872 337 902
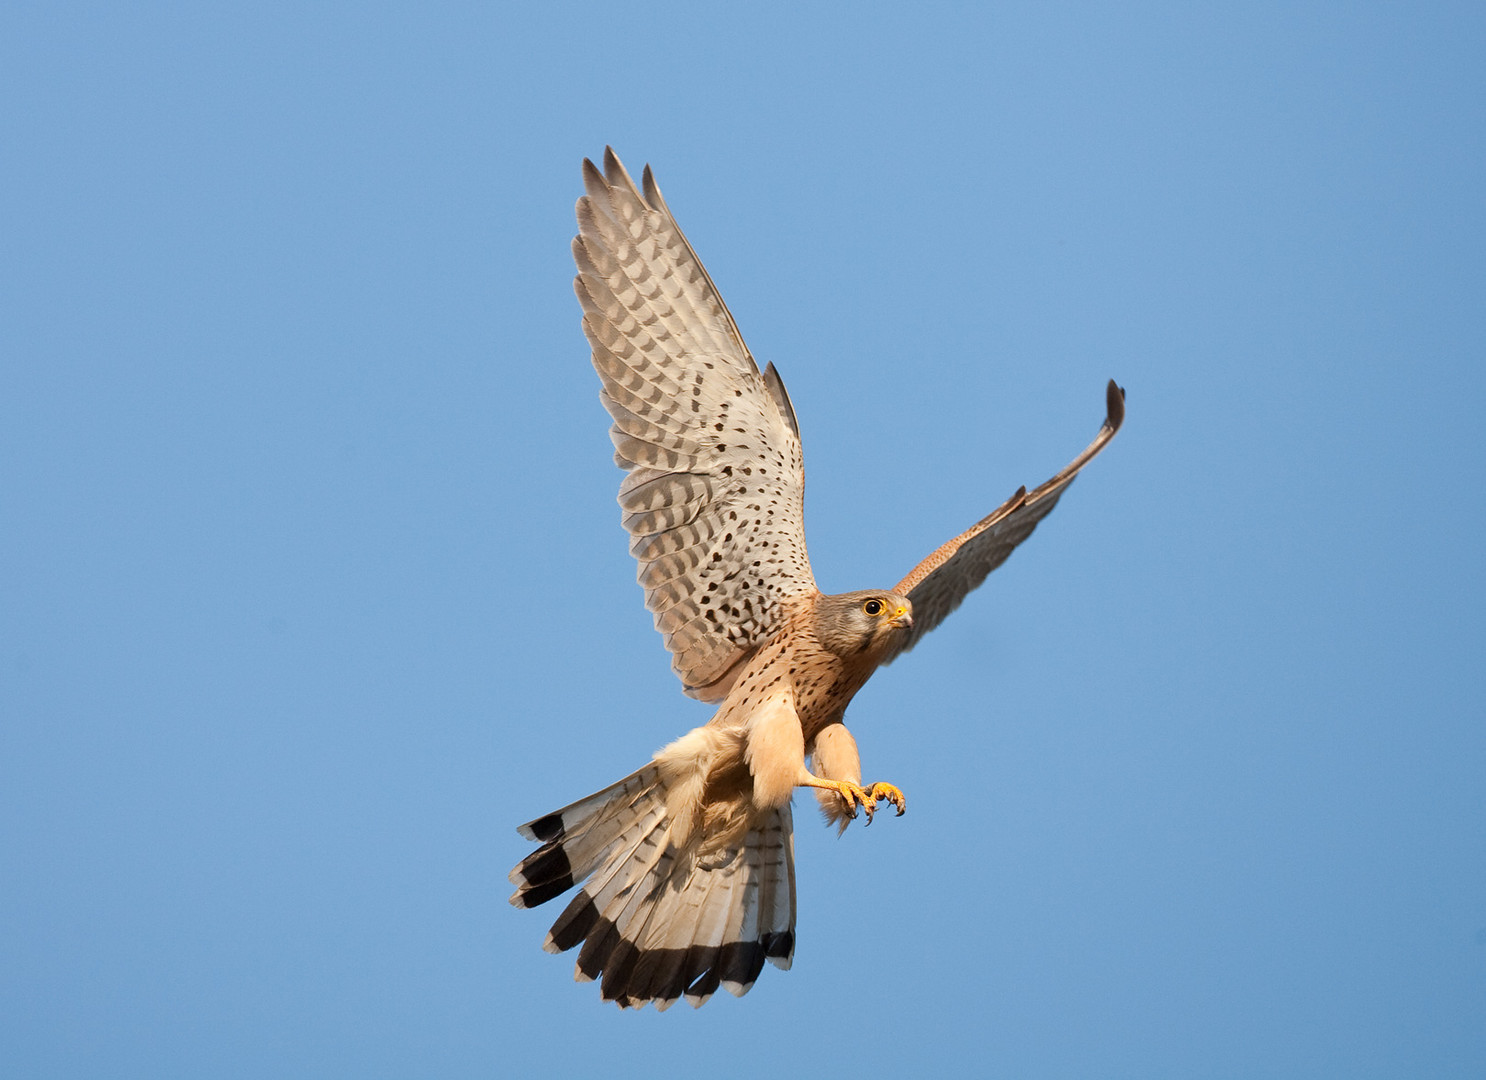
866 781 907 816
808 777 907 826
836 781 873 824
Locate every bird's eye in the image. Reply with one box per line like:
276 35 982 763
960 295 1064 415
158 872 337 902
863 599 884 616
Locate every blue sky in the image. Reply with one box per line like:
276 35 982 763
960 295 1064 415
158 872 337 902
4 2 1484 1077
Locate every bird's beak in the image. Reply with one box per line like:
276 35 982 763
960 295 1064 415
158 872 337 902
889 606 913 630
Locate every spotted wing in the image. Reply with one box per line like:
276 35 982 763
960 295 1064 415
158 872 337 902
883 380 1125 662
574 149 817 701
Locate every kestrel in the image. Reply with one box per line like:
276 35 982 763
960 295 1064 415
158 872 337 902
510 149 1124 1010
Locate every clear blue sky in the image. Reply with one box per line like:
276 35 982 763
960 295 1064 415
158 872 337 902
4 3 1484 1077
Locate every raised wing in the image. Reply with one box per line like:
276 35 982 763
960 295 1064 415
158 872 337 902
883 380 1125 662
574 149 818 701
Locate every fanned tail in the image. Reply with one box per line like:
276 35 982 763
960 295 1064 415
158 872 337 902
510 765 797 1010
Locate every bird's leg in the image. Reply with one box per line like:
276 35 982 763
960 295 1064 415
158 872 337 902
802 725 906 826
795 774 906 824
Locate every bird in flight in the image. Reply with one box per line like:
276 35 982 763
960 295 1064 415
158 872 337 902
510 148 1124 1010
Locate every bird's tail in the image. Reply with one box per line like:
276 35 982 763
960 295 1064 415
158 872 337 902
509 762 797 1010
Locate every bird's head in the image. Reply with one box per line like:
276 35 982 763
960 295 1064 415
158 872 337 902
814 590 914 657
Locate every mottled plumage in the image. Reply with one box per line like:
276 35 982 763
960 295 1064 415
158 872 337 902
511 149 1125 1009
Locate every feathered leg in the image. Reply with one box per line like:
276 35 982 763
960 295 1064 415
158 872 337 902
807 722 906 830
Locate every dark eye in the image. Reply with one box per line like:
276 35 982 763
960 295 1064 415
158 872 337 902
863 599 883 616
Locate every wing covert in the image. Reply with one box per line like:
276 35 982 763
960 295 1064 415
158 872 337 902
574 149 818 700
882 381 1125 662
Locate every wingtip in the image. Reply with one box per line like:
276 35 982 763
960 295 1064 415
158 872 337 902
1105 379 1126 432
602 147 644 199
641 162 664 210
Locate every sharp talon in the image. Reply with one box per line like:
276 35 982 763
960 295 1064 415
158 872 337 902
815 778 904 825
860 782 907 820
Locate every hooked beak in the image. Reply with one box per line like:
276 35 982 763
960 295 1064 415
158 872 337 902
889 606 913 630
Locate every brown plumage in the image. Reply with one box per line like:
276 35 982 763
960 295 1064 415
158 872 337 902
510 149 1125 1009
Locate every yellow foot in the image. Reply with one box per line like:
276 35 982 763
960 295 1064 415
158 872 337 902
809 778 907 824
866 781 907 818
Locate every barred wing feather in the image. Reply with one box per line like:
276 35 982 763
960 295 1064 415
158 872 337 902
574 148 817 702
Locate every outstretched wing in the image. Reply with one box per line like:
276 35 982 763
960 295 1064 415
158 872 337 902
882 380 1125 662
574 149 818 701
